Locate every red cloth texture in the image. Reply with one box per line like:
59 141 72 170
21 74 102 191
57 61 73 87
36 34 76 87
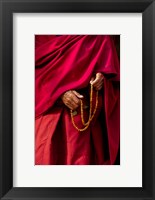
35 35 120 165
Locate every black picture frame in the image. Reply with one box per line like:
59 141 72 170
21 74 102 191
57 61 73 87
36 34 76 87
0 0 155 199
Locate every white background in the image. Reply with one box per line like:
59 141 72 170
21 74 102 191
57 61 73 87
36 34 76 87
13 13 142 187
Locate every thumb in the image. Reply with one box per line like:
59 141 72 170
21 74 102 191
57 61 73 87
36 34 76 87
90 73 99 85
72 90 84 99
91 73 103 85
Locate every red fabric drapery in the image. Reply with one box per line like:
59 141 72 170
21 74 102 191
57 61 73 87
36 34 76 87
35 35 120 165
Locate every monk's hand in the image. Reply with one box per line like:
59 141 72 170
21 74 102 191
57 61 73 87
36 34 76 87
90 72 104 91
61 90 83 110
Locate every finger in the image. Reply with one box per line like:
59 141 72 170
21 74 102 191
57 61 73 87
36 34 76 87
92 80 103 88
71 95 81 106
68 97 79 108
91 74 101 86
96 73 104 81
65 99 78 110
65 103 73 110
69 91 81 104
68 91 82 110
65 91 79 104
91 73 104 86
69 101 79 110
95 85 103 91
61 91 79 110
62 91 80 109
72 90 84 99
93 80 103 88
94 82 103 90
96 72 104 79
62 90 72 99
90 77 95 84
94 81 103 88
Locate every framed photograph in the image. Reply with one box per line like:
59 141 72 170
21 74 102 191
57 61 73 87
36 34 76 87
0 0 154 199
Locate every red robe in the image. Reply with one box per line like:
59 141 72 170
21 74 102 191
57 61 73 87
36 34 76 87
35 35 120 165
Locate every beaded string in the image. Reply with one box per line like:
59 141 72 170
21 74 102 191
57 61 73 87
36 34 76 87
70 84 98 132
81 84 98 126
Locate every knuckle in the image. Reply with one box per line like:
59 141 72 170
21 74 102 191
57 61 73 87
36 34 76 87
68 93 72 98
74 99 78 103
67 99 71 104
74 98 79 104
